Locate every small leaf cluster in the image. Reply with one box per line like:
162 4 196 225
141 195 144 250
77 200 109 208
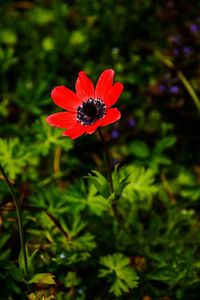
99 253 139 297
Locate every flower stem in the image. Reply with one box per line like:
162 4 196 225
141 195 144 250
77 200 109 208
0 164 29 279
97 128 145 254
97 128 123 225
97 128 113 194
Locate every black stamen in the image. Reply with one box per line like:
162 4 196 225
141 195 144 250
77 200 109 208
77 98 106 126
83 102 97 117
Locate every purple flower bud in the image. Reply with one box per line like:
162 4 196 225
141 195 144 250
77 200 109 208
158 84 166 92
182 46 192 55
189 23 199 33
169 85 180 94
127 118 136 128
111 129 120 139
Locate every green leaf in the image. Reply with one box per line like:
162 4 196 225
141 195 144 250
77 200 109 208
70 30 87 46
59 179 108 216
33 116 73 156
60 216 96 252
148 269 177 282
0 234 10 261
154 135 176 154
120 165 158 202
18 244 29 275
128 140 150 158
88 170 110 199
18 244 39 275
112 165 130 200
177 169 200 201
181 188 200 201
8 263 24 283
72 232 96 252
0 138 31 179
30 7 55 25
87 182 109 216
65 271 81 287
28 273 56 285
99 253 139 297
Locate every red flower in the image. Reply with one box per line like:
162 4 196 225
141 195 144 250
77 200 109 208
46 69 124 139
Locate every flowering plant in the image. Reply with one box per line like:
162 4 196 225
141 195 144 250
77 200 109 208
46 69 123 139
1 1 200 299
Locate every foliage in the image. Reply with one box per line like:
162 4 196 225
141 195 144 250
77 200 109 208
119 165 158 203
0 138 31 180
99 253 139 297
1 0 200 299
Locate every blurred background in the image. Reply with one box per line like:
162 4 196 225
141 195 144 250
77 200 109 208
1 0 200 299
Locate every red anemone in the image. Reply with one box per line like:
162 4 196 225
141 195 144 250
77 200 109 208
46 69 124 139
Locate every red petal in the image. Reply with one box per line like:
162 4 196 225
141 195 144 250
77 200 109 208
46 112 76 128
63 122 86 139
75 71 94 100
51 86 81 112
95 69 114 100
86 119 102 134
101 108 121 127
104 82 124 108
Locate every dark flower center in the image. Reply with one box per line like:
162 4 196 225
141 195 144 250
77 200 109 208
77 98 106 125
83 102 97 117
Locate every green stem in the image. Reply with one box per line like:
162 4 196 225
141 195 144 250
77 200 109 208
177 71 200 113
97 128 145 254
97 128 113 193
98 128 124 226
0 164 29 279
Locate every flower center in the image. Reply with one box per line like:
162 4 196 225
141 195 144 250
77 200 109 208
83 102 97 117
77 98 106 125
